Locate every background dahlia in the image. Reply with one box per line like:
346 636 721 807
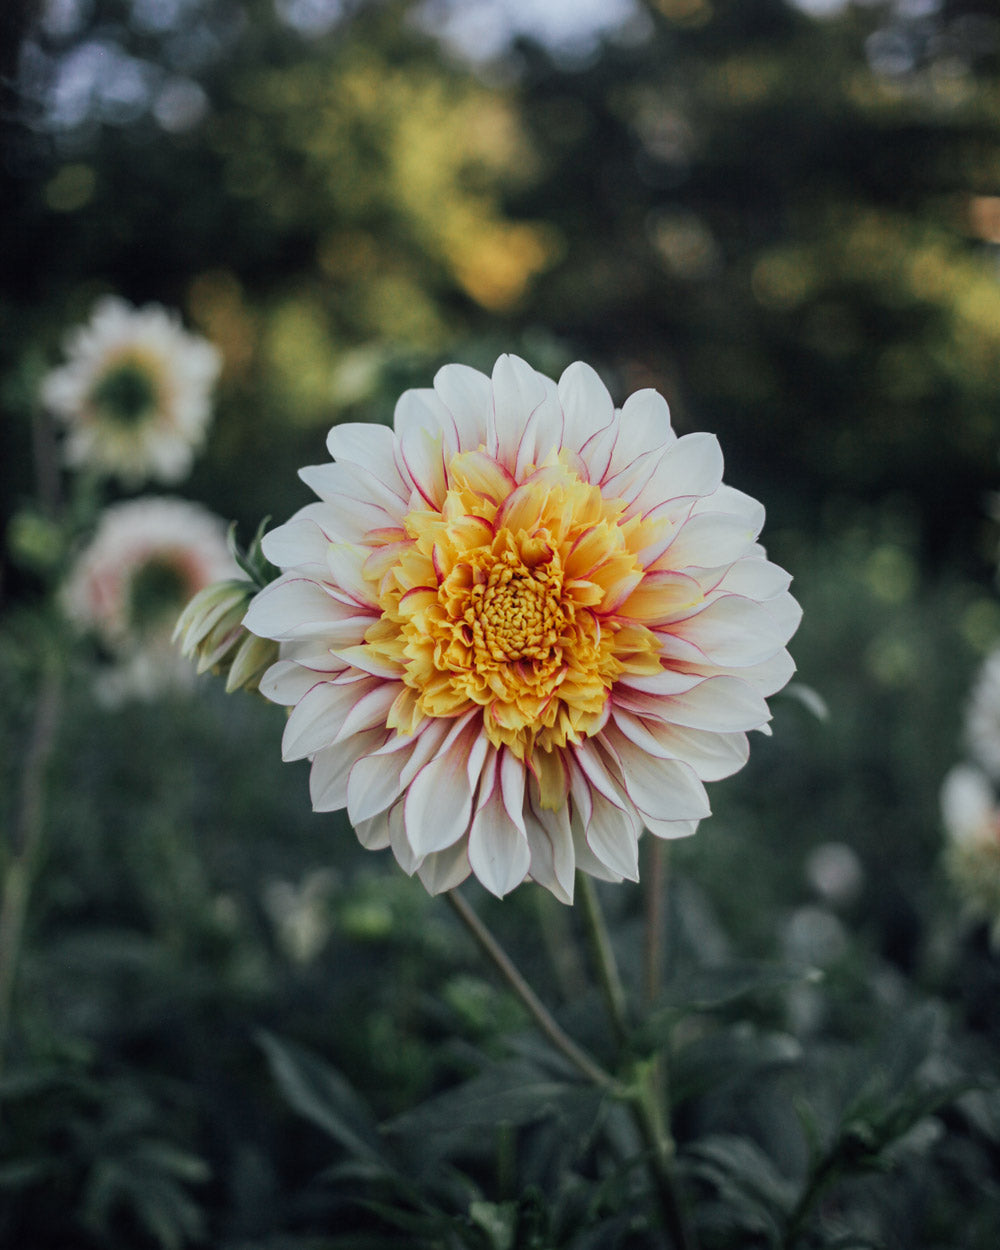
245 355 801 899
940 764 1000 944
42 296 222 488
64 496 238 701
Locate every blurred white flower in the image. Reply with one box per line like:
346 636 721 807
940 764 1000 943
42 296 221 487
64 496 238 701
263 869 338 964
964 648 1000 781
804 841 864 907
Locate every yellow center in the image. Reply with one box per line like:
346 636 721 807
359 448 669 763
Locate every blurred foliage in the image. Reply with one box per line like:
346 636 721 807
3 0 1000 1246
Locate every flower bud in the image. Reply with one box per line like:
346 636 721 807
174 578 277 693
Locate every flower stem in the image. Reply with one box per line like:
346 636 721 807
0 665 62 1073
577 873 696 1250
628 1064 695 1250
577 874 630 1048
644 838 666 1007
445 889 617 1091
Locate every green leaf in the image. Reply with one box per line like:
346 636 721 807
651 960 822 1017
385 1061 579 1142
257 1031 387 1168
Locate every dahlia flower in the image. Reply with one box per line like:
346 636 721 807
42 296 221 487
245 356 800 900
64 496 238 700
940 764 1000 944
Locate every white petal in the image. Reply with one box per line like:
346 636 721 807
664 511 762 570
329 644 402 680
643 816 700 840
585 790 641 881
396 421 448 508
617 668 703 697
514 375 564 478
569 806 624 883
668 594 790 667
259 659 325 707
659 726 749 781
691 483 763 523
601 445 666 508
300 460 408 518
613 710 750 781
325 543 380 609
353 812 392 851
404 745 477 856
735 648 797 695
261 514 332 571
394 387 460 455
346 732 422 823
718 556 793 600
606 388 674 476
297 478 399 542
387 799 422 875
559 361 615 455
604 732 711 821
333 681 400 742
326 422 410 499
417 842 471 895
309 727 387 812
282 678 371 761
645 431 724 502
433 362 493 452
761 590 803 643
500 747 528 836
398 717 455 788
245 574 371 643
468 759 531 897
525 780 575 904
491 355 547 470
664 676 770 732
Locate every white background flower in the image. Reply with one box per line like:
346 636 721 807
64 496 238 700
42 296 221 487
246 355 801 900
